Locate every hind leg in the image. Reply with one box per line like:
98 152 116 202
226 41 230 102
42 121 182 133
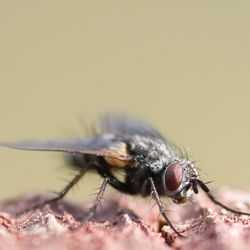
16 167 88 216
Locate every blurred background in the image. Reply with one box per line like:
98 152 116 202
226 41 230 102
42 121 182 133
0 1 249 202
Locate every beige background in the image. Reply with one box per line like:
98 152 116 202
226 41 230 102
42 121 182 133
0 1 249 201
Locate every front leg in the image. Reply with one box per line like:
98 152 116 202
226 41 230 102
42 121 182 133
148 177 184 238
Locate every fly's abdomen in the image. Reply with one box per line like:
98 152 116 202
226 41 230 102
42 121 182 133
67 152 130 170
66 153 91 169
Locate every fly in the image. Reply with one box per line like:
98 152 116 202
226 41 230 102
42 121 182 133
1 113 250 237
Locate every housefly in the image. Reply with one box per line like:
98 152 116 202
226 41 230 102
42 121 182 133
1 113 250 237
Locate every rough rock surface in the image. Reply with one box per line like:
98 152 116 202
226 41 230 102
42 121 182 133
0 187 250 250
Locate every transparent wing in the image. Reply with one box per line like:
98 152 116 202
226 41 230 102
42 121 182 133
0 137 131 161
99 113 165 140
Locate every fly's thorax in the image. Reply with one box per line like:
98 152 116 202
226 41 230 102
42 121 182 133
162 159 199 204
127 135 179 173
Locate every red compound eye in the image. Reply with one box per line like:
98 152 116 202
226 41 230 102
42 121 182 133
165 162 183 191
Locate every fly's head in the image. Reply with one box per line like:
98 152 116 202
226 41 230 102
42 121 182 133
162 160 204 204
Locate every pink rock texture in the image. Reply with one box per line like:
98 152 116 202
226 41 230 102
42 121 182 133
0 187 250 250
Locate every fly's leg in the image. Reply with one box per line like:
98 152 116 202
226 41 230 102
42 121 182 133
197 179 250 216
82 170 135 222
206 191 250 216
83 176 110 221
148 177 184 238
96 166 135 194
16 167 88 216
196 180 250 216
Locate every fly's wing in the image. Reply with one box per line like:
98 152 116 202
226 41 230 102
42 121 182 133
99 113 165 140
1 114 163 161
0 137 131 161
99 113 184 159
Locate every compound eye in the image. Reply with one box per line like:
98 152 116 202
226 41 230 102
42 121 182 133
165 162 183 191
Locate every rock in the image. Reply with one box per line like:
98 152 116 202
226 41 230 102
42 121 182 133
0 187 249 250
